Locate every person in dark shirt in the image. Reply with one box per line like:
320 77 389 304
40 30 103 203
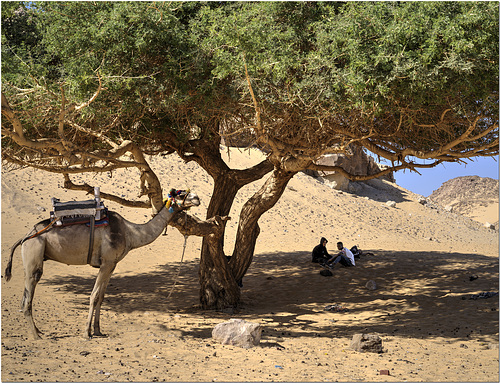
311 237 330 264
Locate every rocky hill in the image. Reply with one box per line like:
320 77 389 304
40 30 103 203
429 175 499 227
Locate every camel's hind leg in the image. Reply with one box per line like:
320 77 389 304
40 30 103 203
86 263 116 338
21 239 45 340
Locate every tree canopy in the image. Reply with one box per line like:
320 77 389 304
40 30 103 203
3 1 498 177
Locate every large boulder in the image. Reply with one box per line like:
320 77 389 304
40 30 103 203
350 333 384 353
304 146 394 191
212 319 262 349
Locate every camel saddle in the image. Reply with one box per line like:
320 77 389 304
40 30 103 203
50 197 108 265
50 198 107 226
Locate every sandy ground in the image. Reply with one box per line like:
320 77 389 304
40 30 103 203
1 148 499 382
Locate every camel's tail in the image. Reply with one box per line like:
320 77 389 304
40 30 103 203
4 238 23 282
5 219 57 281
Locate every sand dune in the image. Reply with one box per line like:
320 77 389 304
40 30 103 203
2 148 498 382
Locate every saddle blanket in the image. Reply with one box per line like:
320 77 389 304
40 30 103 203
54 214 109 228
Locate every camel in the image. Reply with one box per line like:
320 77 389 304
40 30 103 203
4 189 200 339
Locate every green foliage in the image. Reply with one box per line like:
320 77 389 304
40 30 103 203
1 2 44 83
197 1 497 114
2 1 498 158
6 1 229 145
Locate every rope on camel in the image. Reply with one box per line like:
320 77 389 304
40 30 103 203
166 234 189 300
21 217 59 244
165 210 189 300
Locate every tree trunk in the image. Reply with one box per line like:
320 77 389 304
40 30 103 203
199 174 241 309
198 166 296 309
175 136 274 310
230 168 296 283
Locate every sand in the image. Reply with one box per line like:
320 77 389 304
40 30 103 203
1 148 499 382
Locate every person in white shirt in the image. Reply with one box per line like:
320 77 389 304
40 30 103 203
327 241 355 268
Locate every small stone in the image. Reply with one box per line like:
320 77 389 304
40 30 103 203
380 370 390 375
365 280 377 290
386 201 396 208
487 343 499 350
320 269 333 277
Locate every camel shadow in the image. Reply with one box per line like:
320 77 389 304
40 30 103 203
43 249 498 342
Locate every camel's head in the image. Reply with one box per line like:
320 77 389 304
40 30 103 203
165 188 201 210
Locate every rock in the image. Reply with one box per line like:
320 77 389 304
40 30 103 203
320 269 333 277
484 222 495 229
386 201 396 208
487 343 499 350
365 280 377 290
418 196 427 205
212 319 262 349
444 205 453 212
303 146 394 191
350 333 384 353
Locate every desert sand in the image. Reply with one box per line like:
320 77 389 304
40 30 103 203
1 147 499 382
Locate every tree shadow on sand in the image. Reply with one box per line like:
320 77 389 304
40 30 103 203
43 249 498 343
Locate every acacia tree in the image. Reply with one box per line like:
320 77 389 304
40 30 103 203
2 1 498 309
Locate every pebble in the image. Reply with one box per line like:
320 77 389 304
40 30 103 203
365 280 377 290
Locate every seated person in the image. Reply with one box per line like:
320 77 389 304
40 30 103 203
311 237 330 263
327 241 355 268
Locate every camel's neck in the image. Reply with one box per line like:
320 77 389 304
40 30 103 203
126 205 176 250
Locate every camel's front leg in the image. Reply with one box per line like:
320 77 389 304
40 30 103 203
86 264 115 338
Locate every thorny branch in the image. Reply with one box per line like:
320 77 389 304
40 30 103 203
1 76 231 236
241 65 498 179
2 77 167 212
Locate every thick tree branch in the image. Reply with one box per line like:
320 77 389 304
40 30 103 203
308 160 443 181
168 211 231 237
63 175 151 208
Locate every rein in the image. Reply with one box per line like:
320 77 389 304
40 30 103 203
162 188 191 300
165 205 190 300
165 234 189 300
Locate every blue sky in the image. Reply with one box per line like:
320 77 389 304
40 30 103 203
393 156 499 197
